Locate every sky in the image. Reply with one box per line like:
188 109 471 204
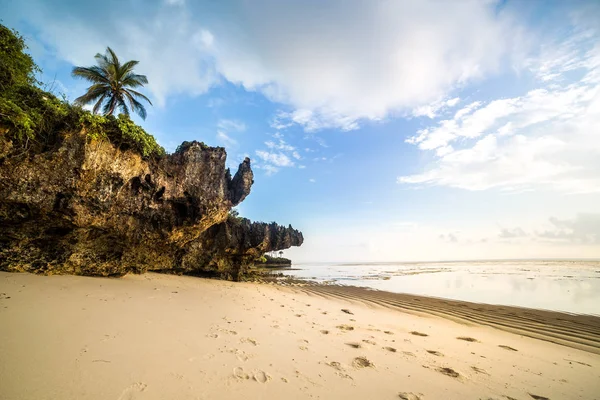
3 0 600 262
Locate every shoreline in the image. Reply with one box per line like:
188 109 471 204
293 284 600 355
1 271 599 399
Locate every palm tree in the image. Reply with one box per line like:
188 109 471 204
72 47 152 119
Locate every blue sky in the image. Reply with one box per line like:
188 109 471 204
4 0 600 261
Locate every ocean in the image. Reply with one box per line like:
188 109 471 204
282 260 600 315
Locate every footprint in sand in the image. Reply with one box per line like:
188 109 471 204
384 330 394 335
456 336 479 342
383 347 397 353
117 382 147 400
253 370 270 383
337 324 354 331
410 331 428 337
426 350 443 356
398 393 423 400
402 351 415 357
327 361 354 380
345 342 361 349
341 309 354 315
436 367 460 378
498 345 518 352
352 356 374 369
363 339 377 345
240 338 258 346
228 348 251 362
320 330 330 335
233 366 250 380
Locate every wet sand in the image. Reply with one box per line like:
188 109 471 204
1 271 599 399
297 284 600 355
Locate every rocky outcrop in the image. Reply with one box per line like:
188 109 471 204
0 133 303 280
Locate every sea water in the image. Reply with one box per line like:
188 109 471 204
282 260 600 315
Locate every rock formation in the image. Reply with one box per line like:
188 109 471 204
0 134 303 280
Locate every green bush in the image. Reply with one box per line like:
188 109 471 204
78 113 165 157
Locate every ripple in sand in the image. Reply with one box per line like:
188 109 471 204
457 336 479 342
410 331 428 337
529 394 550 400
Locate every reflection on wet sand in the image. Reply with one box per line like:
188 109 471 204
284 260 600 315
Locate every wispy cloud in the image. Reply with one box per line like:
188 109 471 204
255 150 294 167
498 227 527 239
217 119 246 132
399 27 600 193
216 131 237 147
537 214 600 244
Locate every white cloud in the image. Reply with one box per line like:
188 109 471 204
11 0 525 128
439 232 459 243
498 227 528 239
309 178 316 183
537 214 600 244
259 164 279 176
217 119 246 132
265 139 295 151
292 151 301 160
399 30 600 193
298 165 306 169
216 131 237 147
255 150 294 167
412 97 461 119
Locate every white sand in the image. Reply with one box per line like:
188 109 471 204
0 272 599 400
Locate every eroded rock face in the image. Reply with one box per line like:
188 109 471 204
0 134 303 279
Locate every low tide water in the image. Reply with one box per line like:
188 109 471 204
282 260 600 315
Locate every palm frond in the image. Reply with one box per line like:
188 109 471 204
123 91 148 119
125 89 152 105
106 47 120 70
92 93 108 114
72 66 109 83
120 73 149 88
117 95 129 116
73 83 111 106
120 60 140 76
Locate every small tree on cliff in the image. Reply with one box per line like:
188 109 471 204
72 47 152 119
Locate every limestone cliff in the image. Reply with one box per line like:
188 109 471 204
0 133 303 280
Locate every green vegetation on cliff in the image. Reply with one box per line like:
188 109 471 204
0 24 164 158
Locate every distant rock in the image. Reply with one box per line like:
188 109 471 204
254 254 293 268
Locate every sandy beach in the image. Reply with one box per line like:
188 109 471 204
1 271 599 400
